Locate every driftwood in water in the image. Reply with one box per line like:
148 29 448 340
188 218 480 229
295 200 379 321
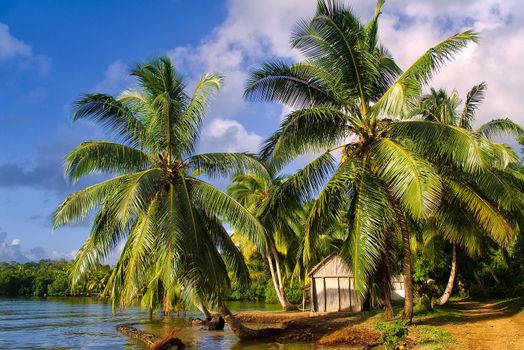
116 323 184 350
191 314 225 331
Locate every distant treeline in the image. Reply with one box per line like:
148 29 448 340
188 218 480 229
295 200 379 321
1 237 523 301
0 256 304 302
0 260 110 297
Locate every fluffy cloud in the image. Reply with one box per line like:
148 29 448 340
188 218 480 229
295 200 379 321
0 230 27 262
0 22 51 74
0 123 104 195
0 23 31 61
0 229 77 263
94 59 133 94
167 0 523 150
377 0 524 127
200 118 262 153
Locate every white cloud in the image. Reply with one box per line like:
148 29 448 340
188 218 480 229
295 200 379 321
0 230 77 263
0 23 31 61
167 0 523 145
0 22 51 74
94 59 132 94
375 0 524 127
200 118 262 153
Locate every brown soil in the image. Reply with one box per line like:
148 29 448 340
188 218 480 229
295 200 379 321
234 299 524 349
234 310 376 344
421 300 524 350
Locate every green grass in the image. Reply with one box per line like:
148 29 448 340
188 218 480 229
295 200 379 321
415 325 458 350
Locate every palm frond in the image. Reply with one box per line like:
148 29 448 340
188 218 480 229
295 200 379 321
189 152 269 179
178 73 223 156
443 177 514 246
389 120 493 173
260 106 348 164
476 118 524 140
371 138 441 219
459 82 486 129
65 141 150 183
189 177 268 252
373 30 478 118
244 61 337 108
74 94 146 146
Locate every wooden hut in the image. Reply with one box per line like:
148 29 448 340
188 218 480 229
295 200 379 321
391 275 405 301
308 253 405 313
309 253 361 313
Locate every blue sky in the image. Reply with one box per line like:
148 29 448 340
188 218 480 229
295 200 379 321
0 0 522 262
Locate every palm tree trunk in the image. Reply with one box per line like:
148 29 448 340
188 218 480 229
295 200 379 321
436 244 457 306
162 292 170 317
267 253 296 311
218 303 283 339
488 267 500 284
391 202 413 322
381 240 393 320
195 301 212 321
272 250 297 311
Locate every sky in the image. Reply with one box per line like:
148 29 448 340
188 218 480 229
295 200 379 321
0 0 523 262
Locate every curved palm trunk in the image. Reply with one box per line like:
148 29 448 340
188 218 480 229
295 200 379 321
391 202 413 322
267 252 297 311
162 292 170 317
381 239 393 320
218 304 283 339
436 244 457 306
195 301 212 321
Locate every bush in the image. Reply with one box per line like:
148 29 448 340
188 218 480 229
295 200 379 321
414 295 434 315
374 320 409 350
264 280 303 304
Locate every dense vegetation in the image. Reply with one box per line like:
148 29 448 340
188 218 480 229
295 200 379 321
43 0 524 338
0 260 110 297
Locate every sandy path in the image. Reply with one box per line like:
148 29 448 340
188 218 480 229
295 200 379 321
439 301 524 350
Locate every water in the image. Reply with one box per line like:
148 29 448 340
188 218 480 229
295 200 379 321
0 297 354 349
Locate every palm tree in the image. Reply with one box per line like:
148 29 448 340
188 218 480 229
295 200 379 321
52 57 267 329
415 83 524 305
243 0 505 321
227 169 301 310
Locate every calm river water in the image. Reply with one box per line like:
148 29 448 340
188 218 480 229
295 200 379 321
0 297 354 349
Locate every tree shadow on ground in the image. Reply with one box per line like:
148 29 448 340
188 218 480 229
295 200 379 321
415 297 523 326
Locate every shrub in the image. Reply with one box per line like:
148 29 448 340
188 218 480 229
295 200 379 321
374 320 409 350
414 295 434 315
264 281 303 304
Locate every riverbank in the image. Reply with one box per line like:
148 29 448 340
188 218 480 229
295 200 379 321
231 298 524 349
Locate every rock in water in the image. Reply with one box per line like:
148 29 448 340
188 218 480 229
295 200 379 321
208 315 225 331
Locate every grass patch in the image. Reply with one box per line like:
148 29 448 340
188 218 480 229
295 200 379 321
415 325 457 350
414 303 463 325
491 297 524 312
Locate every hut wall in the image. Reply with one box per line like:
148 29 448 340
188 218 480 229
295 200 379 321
310 255 361 313
391 275 405 301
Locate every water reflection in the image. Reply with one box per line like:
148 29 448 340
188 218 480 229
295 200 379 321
0 297 354 349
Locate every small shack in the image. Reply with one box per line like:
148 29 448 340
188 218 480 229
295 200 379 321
308 253 405 313
309 253 361 313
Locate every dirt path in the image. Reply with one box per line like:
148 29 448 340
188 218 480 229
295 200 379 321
438 300 524 350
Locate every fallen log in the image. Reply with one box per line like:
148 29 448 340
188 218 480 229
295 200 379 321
191 314 225 331
116 323 185 350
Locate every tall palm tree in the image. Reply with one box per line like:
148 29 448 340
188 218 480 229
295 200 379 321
243 0 506 321
53 57 267 324
227 169 301 310
415 83 524 305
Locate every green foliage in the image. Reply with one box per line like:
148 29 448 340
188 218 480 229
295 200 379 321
414 295 435 315
263 281 302 304
416 326 455 350
375 320 410 350
0 260 110 296
53 56 268 311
